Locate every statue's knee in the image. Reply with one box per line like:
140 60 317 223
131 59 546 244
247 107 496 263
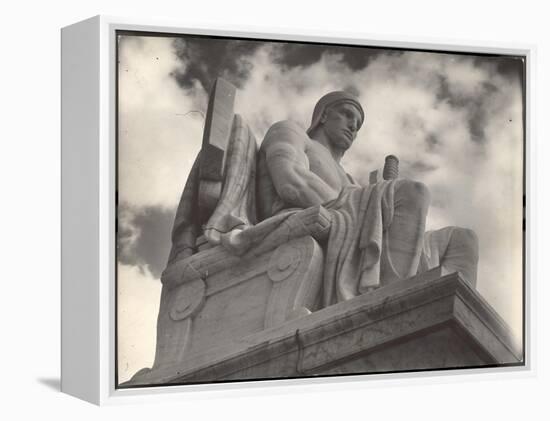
452 227 479 258
397 180 431 209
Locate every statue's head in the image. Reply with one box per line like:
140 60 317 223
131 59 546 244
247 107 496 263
307 91 365 152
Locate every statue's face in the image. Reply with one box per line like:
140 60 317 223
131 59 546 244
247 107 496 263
321 102 363 151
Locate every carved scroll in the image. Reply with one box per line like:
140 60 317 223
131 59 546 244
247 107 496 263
264 236 324 329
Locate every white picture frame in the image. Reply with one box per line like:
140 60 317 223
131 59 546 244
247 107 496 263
61 15 532 405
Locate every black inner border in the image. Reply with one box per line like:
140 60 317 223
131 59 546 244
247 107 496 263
114 28 527 390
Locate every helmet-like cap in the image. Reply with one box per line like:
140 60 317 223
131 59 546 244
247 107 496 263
306 91 365 137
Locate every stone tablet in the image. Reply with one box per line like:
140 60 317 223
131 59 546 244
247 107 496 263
198 78 236 216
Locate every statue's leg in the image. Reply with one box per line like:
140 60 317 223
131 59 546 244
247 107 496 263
422 227 479 287
384 179 430 283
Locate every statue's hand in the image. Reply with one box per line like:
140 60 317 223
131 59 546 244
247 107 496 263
220 228 249 255
203 227 221 245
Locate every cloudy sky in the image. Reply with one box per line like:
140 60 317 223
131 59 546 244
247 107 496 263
116 33 524 383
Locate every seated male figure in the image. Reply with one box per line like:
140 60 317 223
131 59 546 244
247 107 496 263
257 92 474 306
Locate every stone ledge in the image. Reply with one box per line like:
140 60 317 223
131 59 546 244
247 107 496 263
123 268 522 387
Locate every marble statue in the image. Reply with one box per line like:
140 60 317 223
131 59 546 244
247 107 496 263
124 79 516 387
167 82 479 308
257 93 431 305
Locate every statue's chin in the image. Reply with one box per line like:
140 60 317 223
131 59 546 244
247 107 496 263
334 137 352 151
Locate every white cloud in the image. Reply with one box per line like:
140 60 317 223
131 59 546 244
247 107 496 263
118 36 205 209
117 263 161 383
234 48 359 140
118 206 141 258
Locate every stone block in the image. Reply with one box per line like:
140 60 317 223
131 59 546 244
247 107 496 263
130 235 325 382
125 268 521 386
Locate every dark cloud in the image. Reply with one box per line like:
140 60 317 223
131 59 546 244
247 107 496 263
169 36 524 153
171 37 265 91
270 42 387 70
118 205 175 278
435 55 524 146
170 36 392 95
425 133 440 151
477 55 524 84
463 97 489 144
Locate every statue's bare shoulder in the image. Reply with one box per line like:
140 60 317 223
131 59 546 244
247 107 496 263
258 120 339 212
260 120 311 166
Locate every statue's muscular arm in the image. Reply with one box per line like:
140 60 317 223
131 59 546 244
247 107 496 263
263 122 339 209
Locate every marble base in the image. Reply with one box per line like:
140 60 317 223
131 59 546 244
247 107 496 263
124 268 522 386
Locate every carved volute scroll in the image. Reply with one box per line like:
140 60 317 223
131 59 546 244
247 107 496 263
170 279 207 321
267 243 303 282
264 236 324 329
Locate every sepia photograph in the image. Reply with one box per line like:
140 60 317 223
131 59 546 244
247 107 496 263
115 31 525 387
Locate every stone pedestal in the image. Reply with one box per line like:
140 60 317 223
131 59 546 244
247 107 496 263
124 267 521 386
